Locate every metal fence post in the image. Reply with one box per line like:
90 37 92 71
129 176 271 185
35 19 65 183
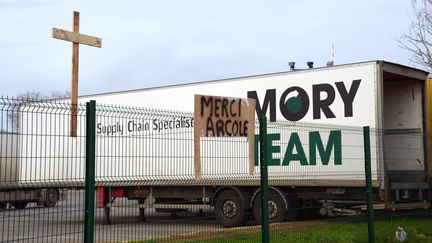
259 116 269 243
85 100 96 243
363 126 375 243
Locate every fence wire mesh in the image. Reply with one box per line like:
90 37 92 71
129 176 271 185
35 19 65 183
0 97 430 242
0 97 87 242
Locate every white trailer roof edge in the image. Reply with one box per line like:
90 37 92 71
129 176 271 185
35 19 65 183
73 60 428 100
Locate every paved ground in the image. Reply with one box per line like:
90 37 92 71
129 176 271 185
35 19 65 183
0 190 222 242
3 190 429 242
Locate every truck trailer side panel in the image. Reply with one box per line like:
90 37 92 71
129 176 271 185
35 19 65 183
12 62 384 187
2 61 427 195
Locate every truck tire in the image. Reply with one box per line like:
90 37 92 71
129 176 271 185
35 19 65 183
214 189 247 227
253 189 292 223
12 201 28 209
44 189 59 207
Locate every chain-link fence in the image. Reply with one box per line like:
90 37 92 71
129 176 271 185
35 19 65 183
0 97 430 242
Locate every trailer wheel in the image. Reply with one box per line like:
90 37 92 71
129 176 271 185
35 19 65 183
44 189 59 207
214 189 247 227
12 201 28 209
253 189 292 223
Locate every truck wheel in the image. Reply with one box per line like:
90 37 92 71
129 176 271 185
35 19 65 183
44 189 59 207
12 201 28 209
214 189 247 227
253 189 290 224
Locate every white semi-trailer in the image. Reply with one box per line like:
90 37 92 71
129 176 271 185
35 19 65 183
0 60 430 227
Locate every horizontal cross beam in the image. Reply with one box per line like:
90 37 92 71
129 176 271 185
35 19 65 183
52 28 102 48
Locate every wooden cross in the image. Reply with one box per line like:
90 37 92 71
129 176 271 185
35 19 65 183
52 11 102 137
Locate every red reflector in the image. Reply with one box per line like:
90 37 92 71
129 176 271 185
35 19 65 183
111 188 127 198
96 188 105 208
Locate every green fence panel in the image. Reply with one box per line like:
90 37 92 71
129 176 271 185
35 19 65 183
259 116 269 243
363 126 375 243
0 97 430 242
85 100 96 243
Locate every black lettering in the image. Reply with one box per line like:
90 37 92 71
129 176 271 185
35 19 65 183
247 89 276 121
335 79 361 117
216 120 224 136
206 117 215 136
225 119 232 136
117 122 123 135
243 121 248 137
97 123 102 134
201 96 213 117
238 121 244 136
232 121 239 135
238 99 241 117
313 84 336 119
152 119 158 130
229 100 237 116
222 99 229 117
214 98 221 118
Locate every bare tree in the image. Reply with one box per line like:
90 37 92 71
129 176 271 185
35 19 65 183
6 91 70 132
399 0 432 72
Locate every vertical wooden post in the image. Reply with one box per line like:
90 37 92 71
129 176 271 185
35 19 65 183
52 11 101 137
70 11 80 137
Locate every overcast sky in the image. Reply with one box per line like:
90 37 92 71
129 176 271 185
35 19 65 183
0 0 418 97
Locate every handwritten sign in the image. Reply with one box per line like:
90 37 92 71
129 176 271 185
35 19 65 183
194 94 256 180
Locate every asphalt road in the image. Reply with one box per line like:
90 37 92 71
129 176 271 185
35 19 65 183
2 190 430 242
0 190 222 243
